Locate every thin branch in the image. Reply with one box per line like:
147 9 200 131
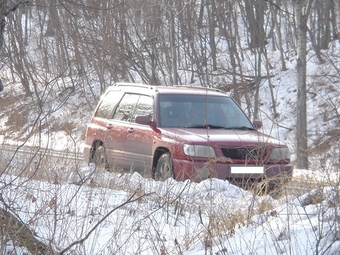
5 0 30 16
59 192 152 255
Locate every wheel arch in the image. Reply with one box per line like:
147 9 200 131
90 139 104 163
152 147 171 172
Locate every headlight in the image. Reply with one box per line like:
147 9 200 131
183 144 216 158
270 147 290 161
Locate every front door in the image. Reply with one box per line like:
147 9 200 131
106 93 140 169
125 95 154 174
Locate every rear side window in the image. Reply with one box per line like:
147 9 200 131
113 93 140 122
95 91 123 119
132 95 154 122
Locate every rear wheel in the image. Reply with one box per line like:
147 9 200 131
155 153 174 181
92 145 108 169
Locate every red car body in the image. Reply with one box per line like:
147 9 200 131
83 83 292 184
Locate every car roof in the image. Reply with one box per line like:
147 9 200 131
107 82 228 97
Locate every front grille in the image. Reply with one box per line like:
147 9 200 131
221 147 267 161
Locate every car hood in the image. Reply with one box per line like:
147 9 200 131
159 127 284 147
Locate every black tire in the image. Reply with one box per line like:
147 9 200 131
155 153 174 181
92 145 107 169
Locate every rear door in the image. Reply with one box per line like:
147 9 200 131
106 93 140 168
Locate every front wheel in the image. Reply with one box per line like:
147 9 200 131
155 153 174 181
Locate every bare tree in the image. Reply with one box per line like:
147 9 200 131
295 0 312 170
270 0 288 71
1 0 29 47
0 0 29 92
169 2 178 85
243 0 267 120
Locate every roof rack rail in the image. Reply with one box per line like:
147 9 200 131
173 85 226 94
114 82 155 90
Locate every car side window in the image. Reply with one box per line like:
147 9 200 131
95 91 123 119
113 93 140 122
132 95 154 122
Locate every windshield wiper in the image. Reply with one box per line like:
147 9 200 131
225 126 255 130
186 124 255 130
186 124 227 129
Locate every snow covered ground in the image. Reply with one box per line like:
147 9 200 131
1 165 339 254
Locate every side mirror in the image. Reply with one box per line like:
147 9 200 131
135 115 152 125
253 120 262 129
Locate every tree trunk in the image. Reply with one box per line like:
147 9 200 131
0 207 53 254
295 0 310 170
0 0 5 48
208 0 217 71
0 0 3 92
169 4 178 85
253 50 261 121
1 0 29 47
272 2 288 71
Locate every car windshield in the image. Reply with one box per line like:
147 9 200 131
158 94 254 129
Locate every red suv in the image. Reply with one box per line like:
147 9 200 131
84 83 292 186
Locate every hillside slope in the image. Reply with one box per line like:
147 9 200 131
1 47 340 171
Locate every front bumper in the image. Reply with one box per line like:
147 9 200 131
173 158 293 183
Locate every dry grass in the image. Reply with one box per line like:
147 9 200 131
0 208 53 254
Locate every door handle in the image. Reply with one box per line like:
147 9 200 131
107 124 113 129
127 128 135 133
